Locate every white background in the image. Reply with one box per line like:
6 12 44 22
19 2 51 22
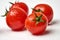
0 0 60 40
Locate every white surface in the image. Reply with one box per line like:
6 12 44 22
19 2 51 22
0 0 60 40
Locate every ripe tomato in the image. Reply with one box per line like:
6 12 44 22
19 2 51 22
10 2 28 14
32 4 53 24
25 12 48 35
6 8 27 31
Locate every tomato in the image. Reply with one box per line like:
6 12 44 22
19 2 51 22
32 4 53 24
6 8 27 31
25 12 48 35
10 2 28 14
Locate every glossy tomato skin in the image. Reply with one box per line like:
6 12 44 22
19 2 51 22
25 12 48 35
10 2 28 14
32 4 53 24
6 8 27 31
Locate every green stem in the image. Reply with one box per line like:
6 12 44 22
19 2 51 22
1 9 8 17
32 8 43 13
9 2 13 4
34 13 44 24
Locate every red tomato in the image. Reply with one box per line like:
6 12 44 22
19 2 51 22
10 2 28 14
32 4 53 24
25 12 48 35
6 8 27 31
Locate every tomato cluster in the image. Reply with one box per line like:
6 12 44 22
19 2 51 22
25 4 53 35
5 2 28 31
2 2 53 35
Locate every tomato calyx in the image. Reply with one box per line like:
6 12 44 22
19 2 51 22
1 9 8 17
33 13 45 24
1 2 13 17
32 8 43 13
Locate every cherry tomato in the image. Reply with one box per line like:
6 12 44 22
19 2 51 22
10 2 28 14
32 4 53 24
25 12 48 35
6 8 27 31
